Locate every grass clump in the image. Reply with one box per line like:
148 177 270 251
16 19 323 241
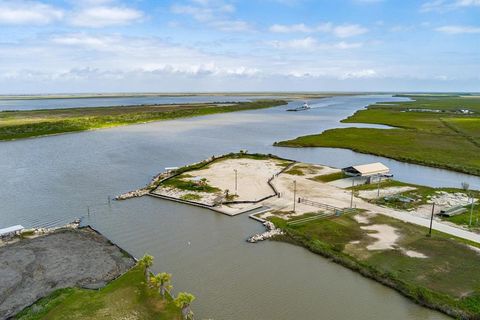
310 171 345 183
284 168 305 176
275 96 480 176
180 193 202 201
162 176 220 193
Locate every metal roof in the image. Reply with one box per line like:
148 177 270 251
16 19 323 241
0 225 24 236
344 162 390 176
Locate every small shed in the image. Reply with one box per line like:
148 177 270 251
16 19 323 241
0 225 24 237
342 162 390 177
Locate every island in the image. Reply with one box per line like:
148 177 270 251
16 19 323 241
0 99 286 141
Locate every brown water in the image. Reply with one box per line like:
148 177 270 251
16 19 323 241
1 95 468 319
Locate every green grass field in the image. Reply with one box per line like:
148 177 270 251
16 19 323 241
275 95 480 176
15 266 182 320
271 212 480 318
0 99 286 141
309 171 345 183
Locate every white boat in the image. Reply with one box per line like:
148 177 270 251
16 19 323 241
287 101 311 112
300 102 310 110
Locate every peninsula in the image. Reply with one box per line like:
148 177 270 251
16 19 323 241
120 152 480 318
275 95 480 176
0 224 191 319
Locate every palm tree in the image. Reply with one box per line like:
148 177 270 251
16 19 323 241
150 272 173 298
174 292 195 319
138 254 154 282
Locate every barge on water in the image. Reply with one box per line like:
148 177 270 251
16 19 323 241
287 102 310 112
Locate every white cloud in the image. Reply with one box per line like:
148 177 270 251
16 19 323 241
333 24 368 38
171 0 251 32
0 1 64 25
269 37 363 50
353 0 384 3
51 33 120 50
269 23 324 33
335 41 363 49
0 1 144 28
70 5 143 27
269 22 367 38
210 20 251 32
421 0 480 12
456 0 480 6
271 36 318 49
340 69 377 79
436 25 480 34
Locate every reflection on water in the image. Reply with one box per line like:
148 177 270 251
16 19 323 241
0 95 467 319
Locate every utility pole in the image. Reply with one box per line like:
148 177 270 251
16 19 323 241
350 177 355 208
293 180 297 213
234 169 238 195
87 206 90 216
469 194 474 227
427 203 435 237
377 174 381 198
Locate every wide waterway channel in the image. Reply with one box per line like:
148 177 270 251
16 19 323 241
2 95 477 319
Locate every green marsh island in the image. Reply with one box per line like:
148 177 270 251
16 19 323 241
0 99 286 141
275 95 480 176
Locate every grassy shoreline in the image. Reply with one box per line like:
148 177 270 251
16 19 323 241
15 265 183 320
271 212 480 319
0 99 287 141
275 95 480 176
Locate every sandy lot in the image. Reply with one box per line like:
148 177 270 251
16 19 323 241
361 224 400 250
264 164 360 216
358 186 417 200
153 158 289 207
187 158 284 201
0 228 134 319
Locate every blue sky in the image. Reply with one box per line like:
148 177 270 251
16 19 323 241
0 0 479 93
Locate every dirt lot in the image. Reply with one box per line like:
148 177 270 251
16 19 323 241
0 227 135 319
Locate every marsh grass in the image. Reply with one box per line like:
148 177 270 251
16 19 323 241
0 100 287 141
276 96 480 176
271 212 480 318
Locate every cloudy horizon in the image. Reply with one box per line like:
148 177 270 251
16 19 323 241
0 0 479 94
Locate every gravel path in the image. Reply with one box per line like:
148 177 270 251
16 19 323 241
0 227 135 319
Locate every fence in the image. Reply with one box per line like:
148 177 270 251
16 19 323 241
287 198 356 226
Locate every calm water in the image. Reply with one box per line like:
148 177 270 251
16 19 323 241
0 95 274 111
2 94 473 319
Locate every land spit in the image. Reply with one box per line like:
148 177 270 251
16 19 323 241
117 152 297 216
117 152 480 243
0 226 135 319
